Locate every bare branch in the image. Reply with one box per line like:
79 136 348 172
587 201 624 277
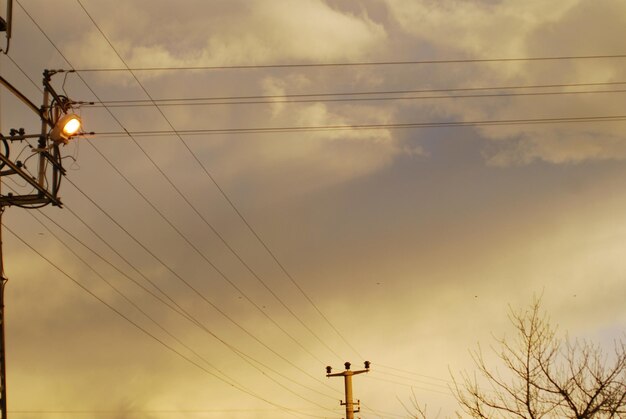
450 298 625 419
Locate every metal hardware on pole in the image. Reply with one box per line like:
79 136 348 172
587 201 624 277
326 361 370 419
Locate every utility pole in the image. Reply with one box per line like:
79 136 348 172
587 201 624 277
0 202 6 419
326 361 370 419
0 69 84 419
0 3 14 410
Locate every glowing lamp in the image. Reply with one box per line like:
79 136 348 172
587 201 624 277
50 113 82 143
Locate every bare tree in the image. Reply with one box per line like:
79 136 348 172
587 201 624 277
399 388 447 419
453 299 625 418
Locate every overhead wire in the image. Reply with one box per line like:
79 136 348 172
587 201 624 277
74 0 355 362
87 83 626 108
23 4 615 376
5 181 339 403
1 53 43 94
2 226 313 418
86 137 331 365
34 200 340 404
9 408 341 415
17 199 240 388
16 178 346 419
15 0 344 401
372 371 452 391
7 3 346 388
73 53 626 72
63 175 339 397
71 0 626 368
91 115 626 137
363 375 454 397
376 363 453 384
0 62 339 407
67 66 344 390
6 188 337 414
36 205 207 324
57 191 204 327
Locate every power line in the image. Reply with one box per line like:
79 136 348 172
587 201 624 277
72 53 626 72
376 364 453 384
363 375 454 397
8 178 338 409
9 408 340 415
92 114 626 137
79 60 344 366
0 54 42 94
10 204 336 414
32 198 340 404
74 0 357 362
2 226 311 417
63 175 336 396
372 371 451 390
18 203 246 390
88 83 626 108
17 0 346 393
85 138 332 365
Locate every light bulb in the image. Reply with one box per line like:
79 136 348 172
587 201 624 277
50 113 82 143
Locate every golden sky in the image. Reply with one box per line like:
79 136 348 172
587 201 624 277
1 0 625 417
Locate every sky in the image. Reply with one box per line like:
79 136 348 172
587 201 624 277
0 0 625 418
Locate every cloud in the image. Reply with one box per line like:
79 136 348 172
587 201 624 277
383 0 626 165
54 0 419 193
385 0 576 57
485 130 626 166
67 0 386 67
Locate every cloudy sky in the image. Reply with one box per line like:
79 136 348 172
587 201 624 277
1 0 625 417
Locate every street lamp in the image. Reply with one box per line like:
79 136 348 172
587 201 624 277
50 113 82 144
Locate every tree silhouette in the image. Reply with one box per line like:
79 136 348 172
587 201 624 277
453 299 625 418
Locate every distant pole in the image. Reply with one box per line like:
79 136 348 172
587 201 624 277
326 361 370 419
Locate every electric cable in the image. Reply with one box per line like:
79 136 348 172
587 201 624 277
9 407 342 416
22 204 241 388
71 0 349 363
7 214 334 417
86 137 330 365
3 226 312 418
93 80 626 102
9 182 338 409
91 114 626 137
18 3 342 398
33 205 201 324
377 363 453 384
64 175 340 395
1 53 42 94
73 53 626 72
87 85 626 108
363 375 454 397
32 201 339 402
372 371 452 390
74 0 364 361
15 2 343 370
